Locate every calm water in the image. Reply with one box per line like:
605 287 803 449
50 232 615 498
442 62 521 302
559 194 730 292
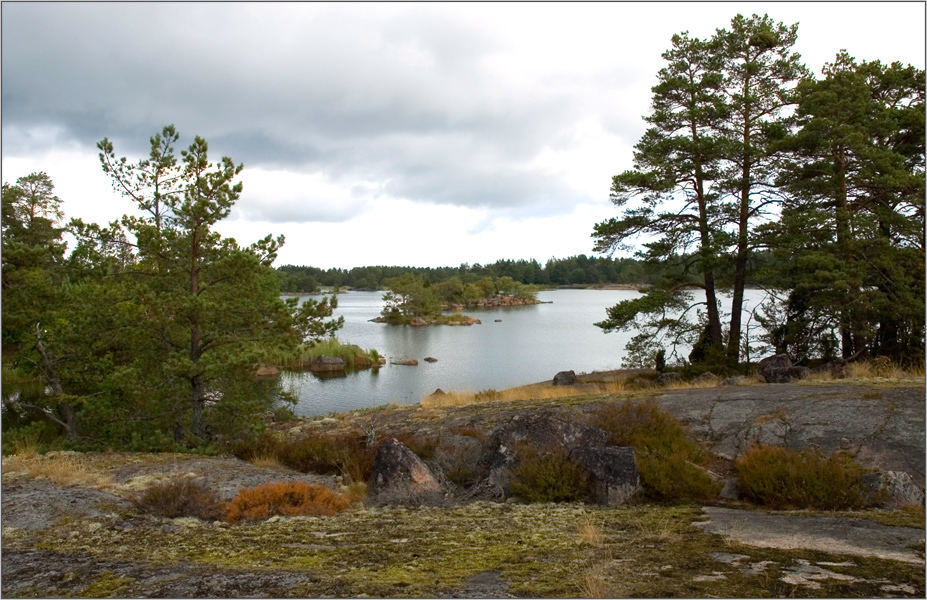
285 288 769 416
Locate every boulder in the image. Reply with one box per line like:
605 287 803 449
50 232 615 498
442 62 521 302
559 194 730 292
721 376 749 386
494 319 502 323
309 355 346 372
656 372 683 386
718 477 740 500
694 371 719 384
569 445 639 505
409 317 427 327
552 370 576 386
424 356 438 363
430 388 446 396
863 471 925 508
254 365 279 377
392 359 418 366
758 354 809 383
369 438 445 506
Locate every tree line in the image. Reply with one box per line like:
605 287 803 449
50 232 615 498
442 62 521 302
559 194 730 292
2 129 342 451
594 14 923 370
276 253 780 292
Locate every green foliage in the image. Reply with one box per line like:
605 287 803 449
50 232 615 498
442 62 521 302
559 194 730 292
132 476 225 520
1 128 341 450
272 337 380 370
761 52 925 364
593 399 719 502
508 442 593 503
735 445 873 510
594 13 808 369
380 273 442 322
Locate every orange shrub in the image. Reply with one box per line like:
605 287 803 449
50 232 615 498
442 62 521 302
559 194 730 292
224 481 351 522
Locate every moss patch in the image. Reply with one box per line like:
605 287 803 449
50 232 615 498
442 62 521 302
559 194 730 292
78 572 135 598
10 502 922 598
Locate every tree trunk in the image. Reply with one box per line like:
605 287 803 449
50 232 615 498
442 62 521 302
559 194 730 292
727 115 751 365
33 323 77 440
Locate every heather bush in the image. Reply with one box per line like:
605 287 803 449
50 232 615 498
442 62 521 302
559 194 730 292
132 476 225 520
224 481 351 522
593 399 719 502
508 442 593 503
277 432 375 483
735 445 872 510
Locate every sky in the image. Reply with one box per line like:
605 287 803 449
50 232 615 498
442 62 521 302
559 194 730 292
2 2 924 269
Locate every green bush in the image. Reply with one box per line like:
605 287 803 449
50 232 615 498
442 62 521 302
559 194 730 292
735 445 872 510
593 399 719 502
508 443 592 503
132 476 225 520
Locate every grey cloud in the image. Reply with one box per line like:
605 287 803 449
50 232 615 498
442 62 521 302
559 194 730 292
1 3 625 216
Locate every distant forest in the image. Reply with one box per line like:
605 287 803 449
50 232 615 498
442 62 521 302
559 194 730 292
276 252 777 293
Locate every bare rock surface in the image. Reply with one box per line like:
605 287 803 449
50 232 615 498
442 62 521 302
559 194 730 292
651 384 925 487
1 549 324 598
696 506 925 564
1 478 133 530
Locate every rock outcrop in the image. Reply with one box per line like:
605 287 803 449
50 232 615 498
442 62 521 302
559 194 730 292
369 438 445 506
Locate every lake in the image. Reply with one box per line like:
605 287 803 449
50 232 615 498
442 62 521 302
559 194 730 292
285 288 770 416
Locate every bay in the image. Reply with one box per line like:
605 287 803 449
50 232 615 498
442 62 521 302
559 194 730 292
285 288 770 416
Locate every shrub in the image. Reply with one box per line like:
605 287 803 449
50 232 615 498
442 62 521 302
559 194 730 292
225 430 283 462
508 443 592 503
391 432 438 460
224 481 351 522
277 432 375 483
132 476 225 520
593 399 719 502
735 445 871 510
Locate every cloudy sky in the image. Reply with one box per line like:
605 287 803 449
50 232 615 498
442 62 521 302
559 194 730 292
2 2 924 268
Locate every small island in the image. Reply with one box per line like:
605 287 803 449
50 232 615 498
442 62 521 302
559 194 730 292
371 274 541 326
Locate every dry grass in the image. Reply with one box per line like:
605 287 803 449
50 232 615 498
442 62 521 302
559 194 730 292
578 561 612 598
248 454 284 469
578 514 604 547
420 381 630 408
2 452 112 489
803 358 925 384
